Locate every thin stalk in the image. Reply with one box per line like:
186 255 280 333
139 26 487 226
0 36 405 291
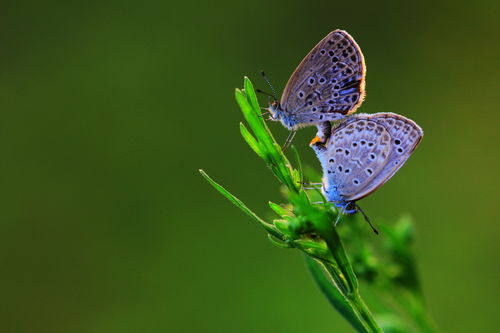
351 291 383 333
314 259 382 332
315 220 382 332
317 222 358 294
306 257 370 333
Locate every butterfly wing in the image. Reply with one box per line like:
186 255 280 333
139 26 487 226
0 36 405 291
322 117 392 201
280 30 366 117
320 113 423 202
347 113 423 201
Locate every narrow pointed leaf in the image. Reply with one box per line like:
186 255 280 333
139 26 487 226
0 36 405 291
291 145 303 186
240 122 266 159
243 76 262 117
199 169 281 238
269 201 293 218
267 234 292 248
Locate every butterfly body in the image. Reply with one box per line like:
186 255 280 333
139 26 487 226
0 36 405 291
311 113 423 208
268 101 345 129
267 30 366 144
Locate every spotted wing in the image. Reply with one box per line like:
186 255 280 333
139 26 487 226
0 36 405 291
323 117 391 200
324 113 423 201
280 30 366 117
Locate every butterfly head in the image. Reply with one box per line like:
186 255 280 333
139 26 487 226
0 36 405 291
267 101 300 130
267 101 283 122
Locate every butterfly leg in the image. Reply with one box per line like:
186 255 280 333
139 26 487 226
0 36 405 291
302 181 322 190
334 211 343 226
281 130 297 152
258 109 271 118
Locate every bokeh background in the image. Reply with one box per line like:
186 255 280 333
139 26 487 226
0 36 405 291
1 0 498 332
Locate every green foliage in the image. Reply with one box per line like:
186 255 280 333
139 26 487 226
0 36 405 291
200 77 438 333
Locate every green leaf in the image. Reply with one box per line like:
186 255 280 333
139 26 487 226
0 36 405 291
199 169 281 238
267 234 292 248
269 201 293 218
235 85 298 192
290 145 303 186
244 76 262 118
235 88 269 148
294 239 330 258
240 122 266 160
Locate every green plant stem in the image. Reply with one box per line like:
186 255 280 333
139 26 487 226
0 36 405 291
351 291 383 333
313 221 382 332
308 258 382 333
306 257 368 332
312 217 358 294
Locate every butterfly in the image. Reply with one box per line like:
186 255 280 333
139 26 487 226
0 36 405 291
264 30 366 149
309 113 423 233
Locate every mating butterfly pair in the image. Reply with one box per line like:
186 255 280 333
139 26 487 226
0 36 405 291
263 30 423 231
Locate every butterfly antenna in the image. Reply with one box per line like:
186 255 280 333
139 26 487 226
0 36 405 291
260 70 278 102
256 89 276 99
354 203 379 235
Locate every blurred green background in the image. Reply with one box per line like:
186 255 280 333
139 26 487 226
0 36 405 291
1 0 498 332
